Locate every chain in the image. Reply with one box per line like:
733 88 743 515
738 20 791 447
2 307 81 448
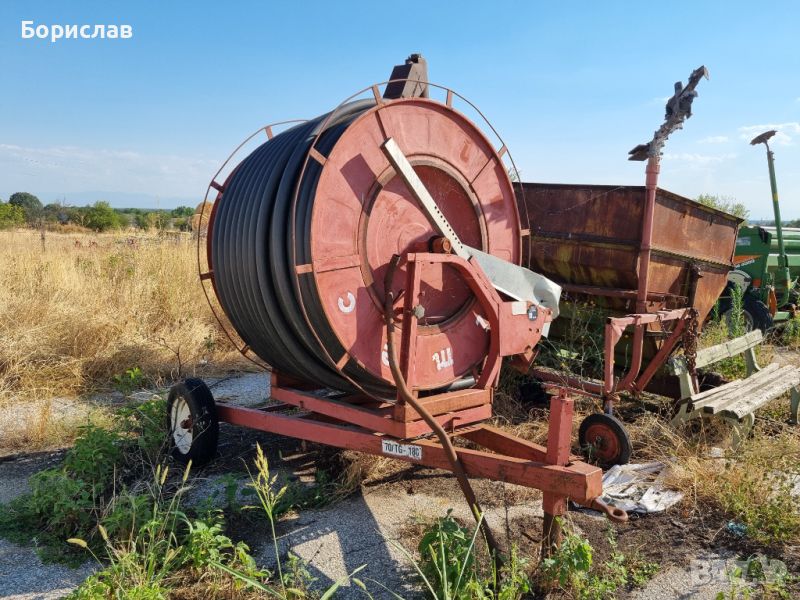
683 308 699 376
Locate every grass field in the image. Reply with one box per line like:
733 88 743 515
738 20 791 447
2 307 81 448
2 227 800 598
0 229 248 405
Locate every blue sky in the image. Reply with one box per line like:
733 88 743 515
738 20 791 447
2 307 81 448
1 1 798 218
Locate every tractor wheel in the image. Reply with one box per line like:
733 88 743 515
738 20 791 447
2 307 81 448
742 294 773 333
719 283 773 334
578 413 631 468
167 378 219 466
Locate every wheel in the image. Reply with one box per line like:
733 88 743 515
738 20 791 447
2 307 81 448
167 378 219 466
719 283 773 334
578 413 632 467
742 294 773 333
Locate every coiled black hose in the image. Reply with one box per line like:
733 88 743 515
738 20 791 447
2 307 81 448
211 99 395 395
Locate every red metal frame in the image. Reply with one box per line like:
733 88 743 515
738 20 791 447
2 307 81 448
216 391 602 505
211 249 621 528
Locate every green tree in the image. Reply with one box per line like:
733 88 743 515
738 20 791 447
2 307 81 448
0 201 25 229
85 201 122 232
145 211 169 230
43 203 70 224
68 206 90 228
696 193 749 221
171 206 194 218
9 192 43 224
116 212 133 228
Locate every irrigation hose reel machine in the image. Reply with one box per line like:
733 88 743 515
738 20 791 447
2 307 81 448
169 55 627 551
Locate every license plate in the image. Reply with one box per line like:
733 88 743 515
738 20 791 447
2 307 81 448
381 439 423 460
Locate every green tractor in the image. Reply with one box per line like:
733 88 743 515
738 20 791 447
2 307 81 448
719 130 798 332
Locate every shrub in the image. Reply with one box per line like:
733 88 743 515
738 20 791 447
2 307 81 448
9 191 43 224
0 201 25 229
85 201 122 232
540 523 657 599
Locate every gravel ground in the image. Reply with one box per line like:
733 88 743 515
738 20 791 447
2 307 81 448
0 372 744 599
257 485 546 599
628 550 735 600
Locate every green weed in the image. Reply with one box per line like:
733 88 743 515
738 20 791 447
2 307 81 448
67 462 267 599
718 467 800 545
113 367 145 394
540 523 658 599
716 554 795 600
0 396 167 563
384 510 530 600
210 442 367 599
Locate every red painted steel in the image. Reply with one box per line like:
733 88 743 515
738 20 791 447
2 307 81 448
271 384 492 438
542 391 574 515
308 98 520 391
215 393 603 505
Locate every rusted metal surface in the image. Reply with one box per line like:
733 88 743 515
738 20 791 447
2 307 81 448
519 182 740 325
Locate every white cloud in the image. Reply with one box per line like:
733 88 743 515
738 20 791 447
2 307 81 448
697 135 729 144
662 152 737 165
738 122 800 146
0 143 218 199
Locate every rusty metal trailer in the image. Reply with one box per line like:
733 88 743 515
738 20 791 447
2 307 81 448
521 181 740 408
520 182 740 464
516 66 742 465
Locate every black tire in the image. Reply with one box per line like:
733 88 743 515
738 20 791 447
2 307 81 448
742 294 773 333
578 413 632 468
167 378 219 466
718 283 773 334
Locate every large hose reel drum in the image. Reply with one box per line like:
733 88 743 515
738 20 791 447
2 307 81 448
207 87 526 398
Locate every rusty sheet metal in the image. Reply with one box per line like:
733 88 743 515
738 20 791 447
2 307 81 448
519 183 741 324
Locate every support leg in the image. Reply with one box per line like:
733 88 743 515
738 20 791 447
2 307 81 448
541 496 566 559
790 388 800 425
730 413 755 448
541 391 573 559
744 347 761 377
670 400 695 428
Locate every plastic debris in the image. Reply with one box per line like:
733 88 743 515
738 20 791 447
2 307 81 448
597 461 683 514
726 521 747 537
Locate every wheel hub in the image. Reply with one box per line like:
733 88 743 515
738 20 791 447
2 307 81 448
584 423 621 462
171 397 193 454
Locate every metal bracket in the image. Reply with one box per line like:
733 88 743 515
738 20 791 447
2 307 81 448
381 137 562 334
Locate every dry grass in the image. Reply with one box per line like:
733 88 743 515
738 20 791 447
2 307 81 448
0 229 249 405
495 333 800 552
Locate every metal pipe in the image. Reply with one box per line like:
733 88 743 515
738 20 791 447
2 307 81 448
606 156 661 401
751 131 791 306
637 157 660 313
